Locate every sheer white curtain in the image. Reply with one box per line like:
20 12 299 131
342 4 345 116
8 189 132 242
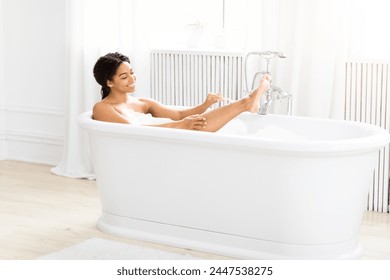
261 0 390 119
259 0 351 118
347 0 390 60
51 0 133 178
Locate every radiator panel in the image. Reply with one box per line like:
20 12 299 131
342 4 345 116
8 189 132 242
345 61 390 213
150 50 245 107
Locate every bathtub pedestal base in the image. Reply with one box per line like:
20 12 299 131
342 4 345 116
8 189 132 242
97 212 363 260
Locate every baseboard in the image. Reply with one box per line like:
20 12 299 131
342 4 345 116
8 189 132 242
2 105 65 165
6 131 63 165
0 107 6 160
0 137 6 160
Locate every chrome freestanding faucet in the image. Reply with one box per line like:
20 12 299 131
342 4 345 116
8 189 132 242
244 51 292 115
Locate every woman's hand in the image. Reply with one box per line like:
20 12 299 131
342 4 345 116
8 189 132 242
175 114 207 130
204 93 224 108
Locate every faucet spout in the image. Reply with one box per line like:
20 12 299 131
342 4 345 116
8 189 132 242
258 101 272 115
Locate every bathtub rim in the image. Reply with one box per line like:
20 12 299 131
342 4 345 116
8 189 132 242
79 111 390 155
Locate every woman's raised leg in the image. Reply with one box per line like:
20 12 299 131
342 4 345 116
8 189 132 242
198 75 270 132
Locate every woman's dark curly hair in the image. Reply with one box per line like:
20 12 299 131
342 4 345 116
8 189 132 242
93 52 131 99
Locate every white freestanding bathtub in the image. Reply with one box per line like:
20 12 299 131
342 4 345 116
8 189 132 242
79 111 390 259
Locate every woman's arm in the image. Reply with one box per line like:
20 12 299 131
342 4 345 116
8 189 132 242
144 114 207 130
93 101 207 130
140 93 223 120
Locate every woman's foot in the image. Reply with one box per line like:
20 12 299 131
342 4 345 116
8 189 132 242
247 74 271 113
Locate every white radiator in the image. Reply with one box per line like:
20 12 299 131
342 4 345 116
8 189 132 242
150 49 245 106
345 61 390 213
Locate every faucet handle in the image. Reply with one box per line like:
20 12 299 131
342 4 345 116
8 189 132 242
264 88 273 101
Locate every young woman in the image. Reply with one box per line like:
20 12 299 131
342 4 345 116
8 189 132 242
92 52 270 132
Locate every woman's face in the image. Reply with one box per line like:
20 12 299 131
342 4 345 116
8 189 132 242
108 62 136 94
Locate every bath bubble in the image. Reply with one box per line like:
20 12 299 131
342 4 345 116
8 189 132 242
217 119 248 135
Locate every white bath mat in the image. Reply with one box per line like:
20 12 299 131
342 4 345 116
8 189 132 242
38 238 200 260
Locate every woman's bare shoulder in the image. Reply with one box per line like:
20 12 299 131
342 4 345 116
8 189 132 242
92 101 110 114
92 101 130 123
92 101 107 119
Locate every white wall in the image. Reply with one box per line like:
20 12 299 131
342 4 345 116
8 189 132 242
2 0 66 164
0 0 7 160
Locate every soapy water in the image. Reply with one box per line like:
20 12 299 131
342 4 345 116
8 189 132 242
124 107 308 141
217 97 308 141
218 119 309 141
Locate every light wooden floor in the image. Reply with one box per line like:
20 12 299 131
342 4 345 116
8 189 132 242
1 160 389 260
